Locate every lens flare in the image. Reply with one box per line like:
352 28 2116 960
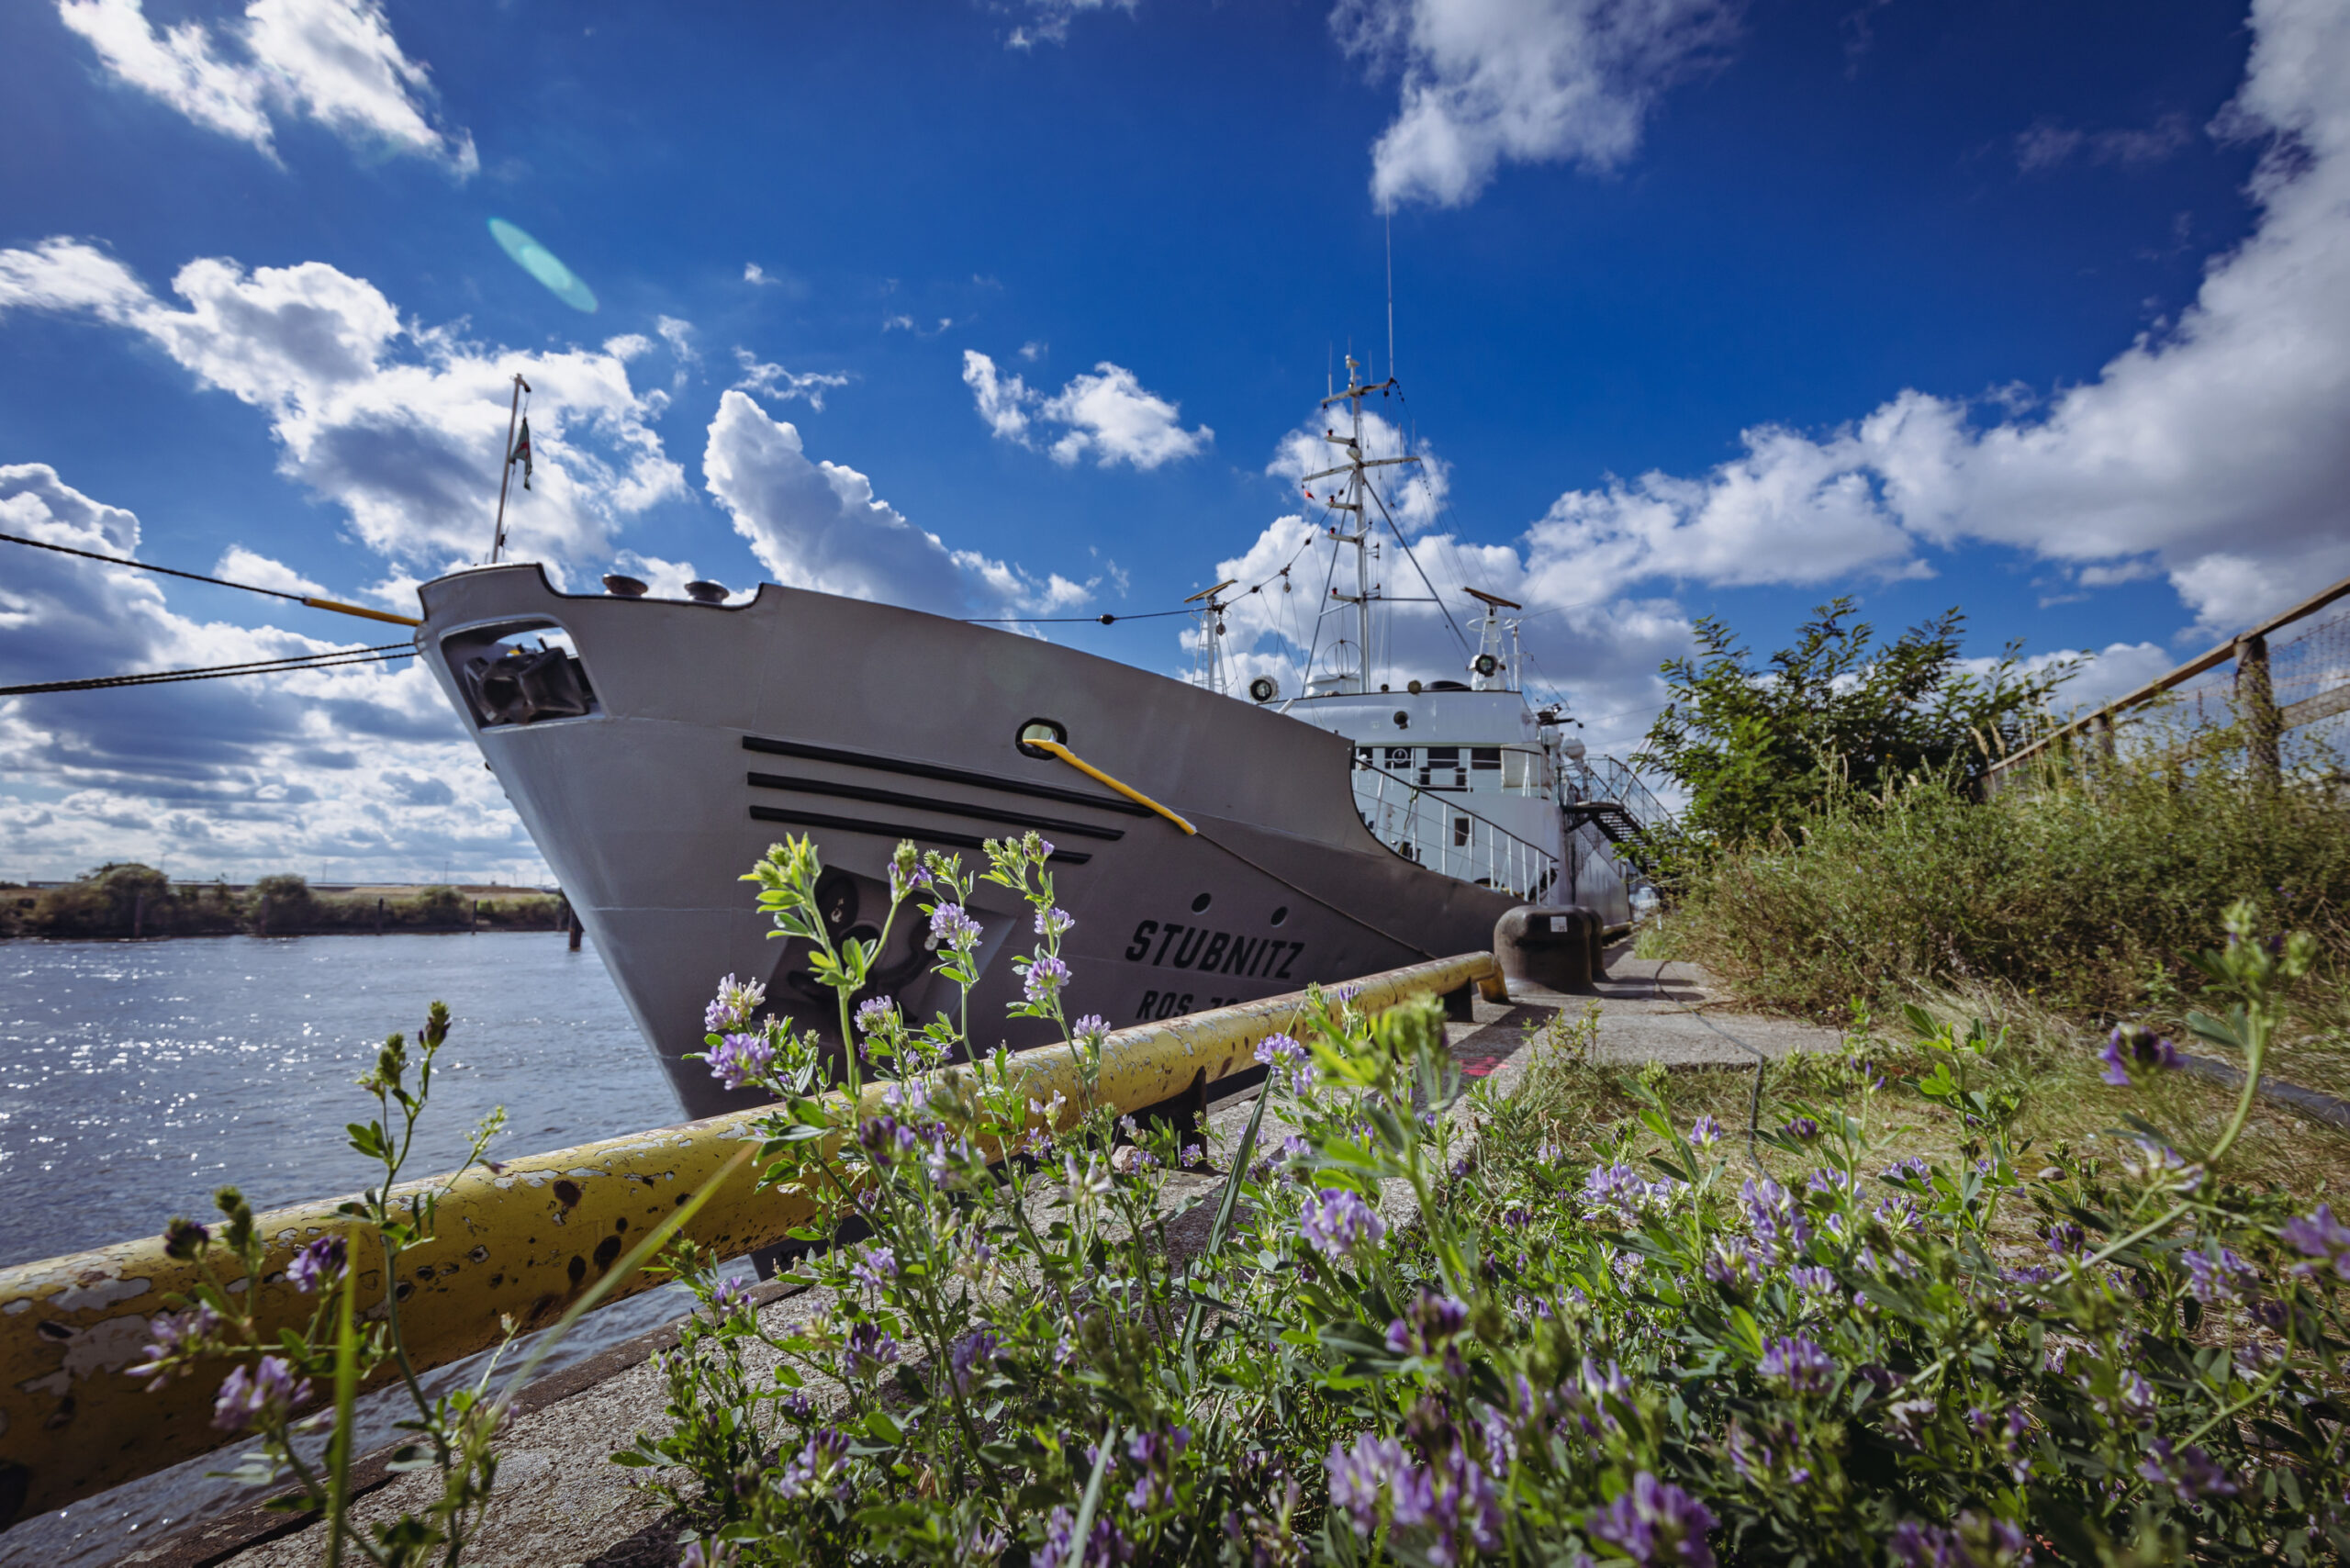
488 218 598 313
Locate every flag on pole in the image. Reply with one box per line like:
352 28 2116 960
509 418 534 491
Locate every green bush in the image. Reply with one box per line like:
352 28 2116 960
1638 599 2070 854
1664 756 2350 1020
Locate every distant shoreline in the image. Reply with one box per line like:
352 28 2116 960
3 867 571 941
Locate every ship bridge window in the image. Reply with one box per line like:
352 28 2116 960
1418 746 1466 790
1471 746 1502 772
441 620 598 729
1384 745 1412 772
1504 749 1547 790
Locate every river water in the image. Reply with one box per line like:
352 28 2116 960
0 933 725 1563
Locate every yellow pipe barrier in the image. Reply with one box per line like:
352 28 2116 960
0 951 1502 1526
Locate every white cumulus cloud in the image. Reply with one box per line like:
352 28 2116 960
0 464 540 882
1334 0 1739 209
732 347 851 410
213 544 327 598
962 350 1211 469
1498 0 2350 637
57 0 476 173
0 238 685 576
702 390 1089 617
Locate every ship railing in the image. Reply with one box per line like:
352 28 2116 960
1562 756 1677 836
1355 741 1555 801
1350 760 1560 901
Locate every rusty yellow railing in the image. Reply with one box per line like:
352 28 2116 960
0 952 1503 1526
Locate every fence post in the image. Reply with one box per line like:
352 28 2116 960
2236 633 2281 789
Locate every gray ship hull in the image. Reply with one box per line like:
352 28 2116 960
416 566 1525 1119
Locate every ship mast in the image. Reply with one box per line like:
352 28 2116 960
1308 353 1417 694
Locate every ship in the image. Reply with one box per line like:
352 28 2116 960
414 359 1662 1119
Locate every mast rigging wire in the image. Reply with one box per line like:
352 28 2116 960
2 644 415 698
0 530 421 627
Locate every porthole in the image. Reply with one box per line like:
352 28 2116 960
1190 892 1213 913
1015 718 1068 758
1270 905 1289 926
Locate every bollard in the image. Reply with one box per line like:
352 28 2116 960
1494 905 1601 991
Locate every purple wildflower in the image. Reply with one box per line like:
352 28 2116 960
286 1234 346 1294
1299 1188 1386 1261
1384 1288 1470 1357
841 1319 901 1380
775 1428 852 1500
1726 1420 1812 1488
707 1031 774 1092
1122 1424 1191 1511
1036 1502 1133 1568
1891 1513 2031 1568
1254 1032 1315 1094
1805 1168 1858 1198
125 1302 220 1389
703 973 766 1035
2282 1204 2350 1280
1688 1114 1723 1148
1788 1265 1839 1299
678 1541 737 1568
1740 1177 1811 1261
2099 1023 2182 1086
1326 1433 1405 1533
949 1328 1000 1394
2181 1247 2256 1305
1035 905 1072 937
1703 1238 1759 1287
1880 1156 1931 1186
2138 1438 2237 1504
1587 1472 1718 1568
2042 1220 2085 1256
711 1274 753 1315
1070 1013 1110 1046
1757 1334 1834 1394
1783 1116 1821 1142
852 995 896 1036
1874 1196 1925 1233
162 1216 211 1260
1022 952 1071 1003
211 1355 308 1432
848 1248 897 1294
1581 1161 1663 1224
930 902 982 952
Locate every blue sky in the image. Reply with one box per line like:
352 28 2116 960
1 0 2344 882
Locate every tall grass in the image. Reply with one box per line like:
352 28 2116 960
1663 748 2350 1024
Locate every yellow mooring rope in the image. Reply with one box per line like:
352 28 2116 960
1026 737 1197 835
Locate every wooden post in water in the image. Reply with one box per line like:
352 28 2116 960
2236 633 2281 789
